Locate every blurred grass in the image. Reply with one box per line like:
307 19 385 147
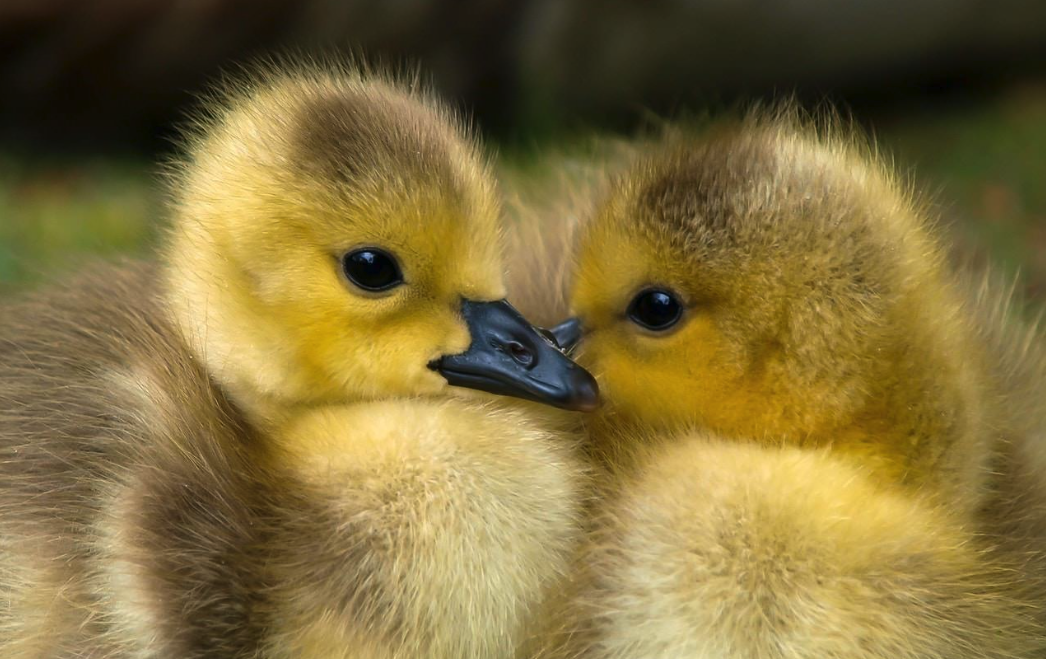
878 83 1046 303
0 156 158 293
1 86 1045 302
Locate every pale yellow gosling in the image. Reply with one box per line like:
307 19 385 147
534 115 1046 658
0 63 596 658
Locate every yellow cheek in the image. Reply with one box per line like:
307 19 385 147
587 316 780 438
286 294 470 402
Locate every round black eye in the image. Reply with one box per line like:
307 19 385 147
342 248 403 292
627 289 683 331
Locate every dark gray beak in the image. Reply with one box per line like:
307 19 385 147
545 317 583 354
429 300 600 412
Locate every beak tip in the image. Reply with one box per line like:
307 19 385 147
562 370 601 412
572 398 601 413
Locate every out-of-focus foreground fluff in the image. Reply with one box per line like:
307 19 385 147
0 62 590 658
512 114 1046 658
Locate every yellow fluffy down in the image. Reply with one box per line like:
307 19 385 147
263 398 585 659
530 115 1046 656
541 435 1041 659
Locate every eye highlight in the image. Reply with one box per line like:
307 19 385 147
342 248 404 292
627 288 683 331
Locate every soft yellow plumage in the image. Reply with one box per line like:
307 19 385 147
526 113 1046 657
0 62 595 657
165 64 593 658
164 66 504 429
262 399 582 658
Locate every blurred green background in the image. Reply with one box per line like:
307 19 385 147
2 1 1046 301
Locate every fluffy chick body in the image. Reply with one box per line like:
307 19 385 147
0 65 585 657
548 434 1042 659
533 117 1046 657
263 400 579 658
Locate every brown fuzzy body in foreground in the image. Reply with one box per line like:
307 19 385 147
0 264 267 656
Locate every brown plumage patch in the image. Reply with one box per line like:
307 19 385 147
0 262 267 655
635 131 777 240
293 84 463 196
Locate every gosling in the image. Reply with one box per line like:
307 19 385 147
0 63 597 658
537 115 1046 658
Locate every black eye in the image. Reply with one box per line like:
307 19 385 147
342 248 403 292
627 288 683 331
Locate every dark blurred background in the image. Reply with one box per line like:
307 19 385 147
2 0 1046 301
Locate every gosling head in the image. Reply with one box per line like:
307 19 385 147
164 66 597 424
567 117 949 442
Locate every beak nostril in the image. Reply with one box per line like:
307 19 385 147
506 341 535 367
